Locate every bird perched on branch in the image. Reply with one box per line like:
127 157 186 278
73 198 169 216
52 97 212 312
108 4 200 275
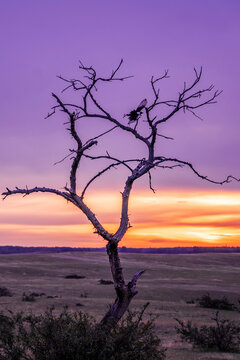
126 98 147 124
136 98 148 112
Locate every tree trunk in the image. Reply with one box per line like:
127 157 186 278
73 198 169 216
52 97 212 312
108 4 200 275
99 242 144 328
100 284 134 327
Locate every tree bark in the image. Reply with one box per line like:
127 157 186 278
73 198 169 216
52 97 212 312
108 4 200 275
100 242 144 328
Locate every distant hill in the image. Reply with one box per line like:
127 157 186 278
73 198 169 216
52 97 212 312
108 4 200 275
0 246 104 255
0 245 239 255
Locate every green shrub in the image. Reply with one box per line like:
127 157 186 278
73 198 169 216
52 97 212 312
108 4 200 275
197 293 238 311
175 312 240 352
0 306 166 360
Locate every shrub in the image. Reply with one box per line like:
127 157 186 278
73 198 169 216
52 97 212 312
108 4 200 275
0 305 166 360
64 274 86 279
22 292 36 302
175 312 240 352
29 292 45 297
197 293 238 311
186 299 195 304
80 292 88 298
99 279 113 285
0 287 12 297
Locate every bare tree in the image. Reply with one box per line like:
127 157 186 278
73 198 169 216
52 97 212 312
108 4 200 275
2 60 239 328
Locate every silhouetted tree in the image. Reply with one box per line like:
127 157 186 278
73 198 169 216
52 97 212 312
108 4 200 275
2 60 239 328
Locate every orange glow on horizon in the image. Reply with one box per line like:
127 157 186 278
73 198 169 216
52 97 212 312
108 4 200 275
0 188 240 248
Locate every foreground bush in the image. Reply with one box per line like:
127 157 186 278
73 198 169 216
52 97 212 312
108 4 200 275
0 305 166 360
175 312 240 352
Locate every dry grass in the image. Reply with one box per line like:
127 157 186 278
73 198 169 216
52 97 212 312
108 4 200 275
0 251 239 359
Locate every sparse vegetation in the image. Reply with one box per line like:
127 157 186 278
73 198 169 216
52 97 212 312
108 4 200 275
0 306 166 360
99 279 114 285
0 252 240 359
22 292 47 302
64 274 86 279
0 287 12 297
175 312 240 352
186 299 195 304
21 292 36 302
29 292 45 297
80 292 88 298
197 293 238 311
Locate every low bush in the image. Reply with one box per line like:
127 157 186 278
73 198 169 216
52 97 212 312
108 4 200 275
175 312 240 352
0 287 12 297
197 293 238 311
80 292 88 298
186 299 195 304
64 274 86 279
99 279 114 285
21 292 36 302
29 292 45 297
0 305 166 360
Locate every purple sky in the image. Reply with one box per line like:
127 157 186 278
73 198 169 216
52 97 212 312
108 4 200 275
0 1 240 246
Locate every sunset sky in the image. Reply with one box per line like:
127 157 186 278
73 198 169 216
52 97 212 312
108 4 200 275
1 0 240 248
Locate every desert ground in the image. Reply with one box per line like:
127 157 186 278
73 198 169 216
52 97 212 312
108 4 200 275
0 251 239 360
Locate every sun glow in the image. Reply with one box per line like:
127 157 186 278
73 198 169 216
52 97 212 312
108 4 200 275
1 189 240 247
190 196 240 206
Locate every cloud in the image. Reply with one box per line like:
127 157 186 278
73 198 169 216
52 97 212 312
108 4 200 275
1 189 240 247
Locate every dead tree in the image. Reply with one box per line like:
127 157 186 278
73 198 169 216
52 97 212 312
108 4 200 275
2 60 239 328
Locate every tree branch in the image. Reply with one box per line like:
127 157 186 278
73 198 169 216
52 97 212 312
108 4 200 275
2 186 70 201
128 270 145 296
54 61 151 149
149 68 222 127
83 153 137 171
148 171 156 193
81 160 132 199
114 160 153 241
155 157 240 185
53 151 74 166
148 70 169 111
2 186 115 243
85 125 118 143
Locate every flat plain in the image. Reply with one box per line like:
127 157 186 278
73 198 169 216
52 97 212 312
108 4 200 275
0 251 239 360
